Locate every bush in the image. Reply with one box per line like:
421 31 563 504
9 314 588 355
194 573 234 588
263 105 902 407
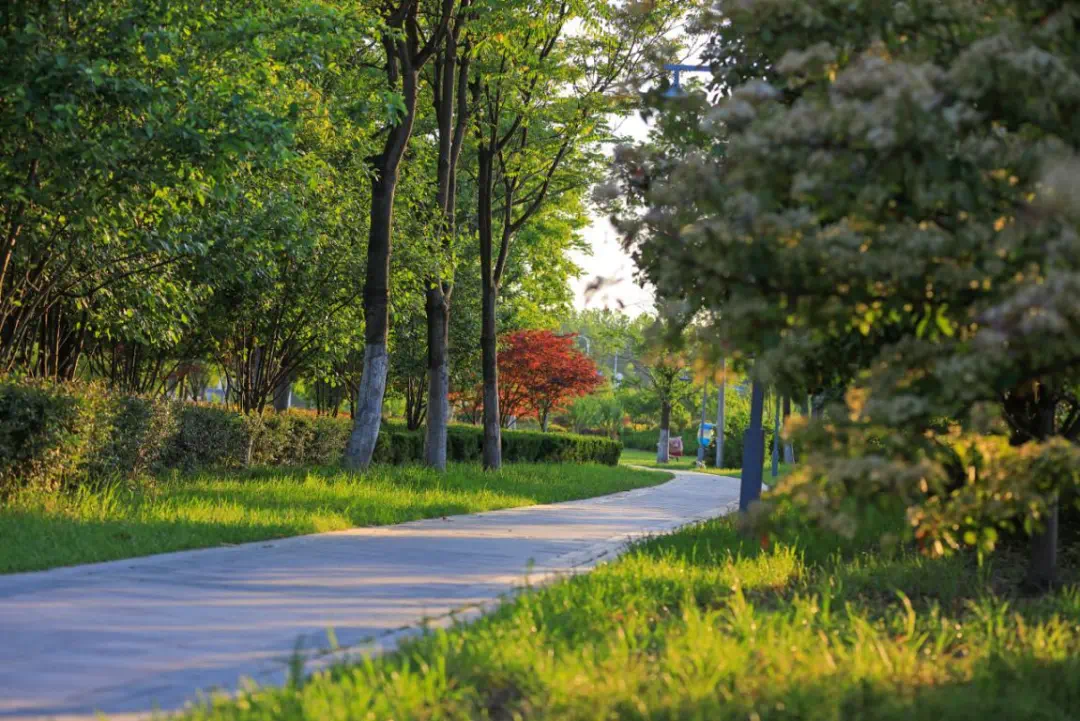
0 380 622 492
376 423 621 466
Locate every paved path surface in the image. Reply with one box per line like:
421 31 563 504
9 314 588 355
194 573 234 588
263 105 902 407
0 471 739 720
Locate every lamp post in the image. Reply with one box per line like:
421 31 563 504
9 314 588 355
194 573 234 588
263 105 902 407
715 357 726 468
663 63 712 98
696 379 708 463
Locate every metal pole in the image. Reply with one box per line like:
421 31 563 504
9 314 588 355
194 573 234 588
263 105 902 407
696 378 708 463
613 350 619 384
715 357 726 469
739 378 766 511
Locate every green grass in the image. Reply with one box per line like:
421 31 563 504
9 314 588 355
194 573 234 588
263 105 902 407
0 463 671 574
619 447 792 479
183 509 1080 721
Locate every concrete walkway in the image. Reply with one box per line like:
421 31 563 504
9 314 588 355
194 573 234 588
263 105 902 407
0 470 739 720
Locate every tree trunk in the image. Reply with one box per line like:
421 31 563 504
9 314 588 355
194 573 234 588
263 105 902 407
657 400 671 464
715 358 726 468
424 287 451 469
344 167 398 471
1026 398 1059 589
481 279 501 469
739 379 766 511
272 378 291 412
782 395 795 463
345 343 388 470
540 409 549 432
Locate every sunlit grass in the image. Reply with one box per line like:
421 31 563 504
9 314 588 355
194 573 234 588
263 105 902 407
0 463 671 573
620 447 792 479
184 510 1080 721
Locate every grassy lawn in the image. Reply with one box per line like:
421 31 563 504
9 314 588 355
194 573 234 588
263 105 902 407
620 447 792 478
0 463 670 574
183 509 1080 721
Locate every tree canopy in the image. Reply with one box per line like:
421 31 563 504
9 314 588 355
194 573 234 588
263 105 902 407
614 0 1080 585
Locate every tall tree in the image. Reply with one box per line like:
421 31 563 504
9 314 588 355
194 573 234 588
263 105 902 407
344 0 457 470
423 0 473 469
0 0 293 379
471 0 684 468
618 0 1080 587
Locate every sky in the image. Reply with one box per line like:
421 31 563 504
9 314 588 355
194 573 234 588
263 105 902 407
569 112 655 317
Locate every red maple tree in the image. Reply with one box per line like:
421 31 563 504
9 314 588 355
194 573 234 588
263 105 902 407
498 330 601 430
453 330 601 429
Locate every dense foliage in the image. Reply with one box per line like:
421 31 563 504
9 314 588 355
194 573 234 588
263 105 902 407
2 0 690 474
615 0 1080 584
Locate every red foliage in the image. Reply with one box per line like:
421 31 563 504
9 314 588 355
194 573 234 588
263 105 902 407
499 330 601 429
453 330 602 429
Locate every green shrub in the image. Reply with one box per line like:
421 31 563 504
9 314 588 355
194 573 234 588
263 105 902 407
164 403 250 471
621 428 670 452
374 424 622 466
0 380 623 493
91 396 179 479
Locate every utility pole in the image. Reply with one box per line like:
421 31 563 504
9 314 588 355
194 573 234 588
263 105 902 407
715 358 726 468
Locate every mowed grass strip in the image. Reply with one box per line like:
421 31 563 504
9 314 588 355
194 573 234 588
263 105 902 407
185 511 1080 721
619 447 792 479
0 463 671 574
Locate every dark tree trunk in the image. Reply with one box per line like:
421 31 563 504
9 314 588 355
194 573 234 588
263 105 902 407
424 17 469 470
425 287 451 467
1026 396 1059 589
480 279 501 469
346 166 398 470
739 380 767 512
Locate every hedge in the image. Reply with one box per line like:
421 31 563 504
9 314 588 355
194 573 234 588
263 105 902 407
0 380 620 491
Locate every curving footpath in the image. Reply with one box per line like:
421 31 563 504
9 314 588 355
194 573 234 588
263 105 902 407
0 470 739 720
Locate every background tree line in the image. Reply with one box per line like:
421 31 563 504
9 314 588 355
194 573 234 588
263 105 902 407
2 0 693 469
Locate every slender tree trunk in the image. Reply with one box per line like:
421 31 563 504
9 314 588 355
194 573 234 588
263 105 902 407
424 288 451 468
345 169 398 470
480 279 501 469
715 358 726 468
657 400 671 464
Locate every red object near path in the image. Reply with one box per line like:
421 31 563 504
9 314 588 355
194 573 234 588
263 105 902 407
668 436 683 457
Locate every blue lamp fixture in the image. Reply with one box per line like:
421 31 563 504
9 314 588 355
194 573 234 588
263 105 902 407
663 63 711 98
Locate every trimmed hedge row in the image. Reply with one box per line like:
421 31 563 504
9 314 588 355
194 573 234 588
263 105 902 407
1 380 620 491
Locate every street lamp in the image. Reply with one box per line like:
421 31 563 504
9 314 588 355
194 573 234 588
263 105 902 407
663 63 711 98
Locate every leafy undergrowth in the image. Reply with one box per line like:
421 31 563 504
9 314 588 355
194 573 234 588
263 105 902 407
187 510 1080 721
0 463 670 573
